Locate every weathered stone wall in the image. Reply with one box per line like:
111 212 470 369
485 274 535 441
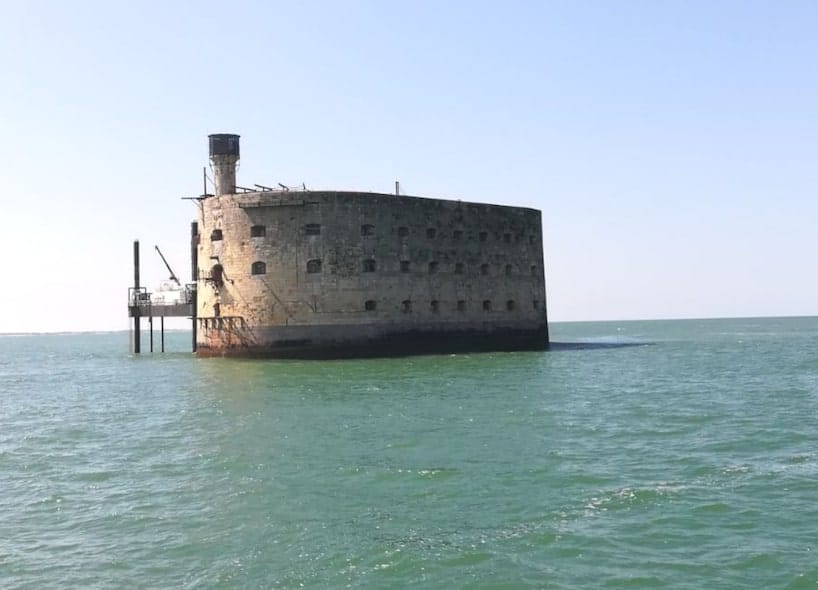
196 190 548 356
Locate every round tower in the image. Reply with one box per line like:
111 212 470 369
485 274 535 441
208 134 240 195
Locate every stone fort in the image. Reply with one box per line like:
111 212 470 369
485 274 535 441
195 134 548 357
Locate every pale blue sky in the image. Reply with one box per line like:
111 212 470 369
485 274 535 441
1 1 816 332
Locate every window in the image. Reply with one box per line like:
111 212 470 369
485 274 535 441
306 259 322 273
210 229 223 242
361 224 375 237
430 300 440 313
426 227 436 239
504 264 513 276
400 260 410 273
250 225 266 238
479 231 488 242
503 233 511 243
401 299 412 313
453 230 464 240
531 265 537 276
306 223 321 236
454 262 464 274
506 300 516 311
457 300 466 312
483 300 492 312
365 300 377 311
428 261 439 274
363 259 376 272
480 263 490 276
398 226 409 238
210 264 223 287
251 261 266 275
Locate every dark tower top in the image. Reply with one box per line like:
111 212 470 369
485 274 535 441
208 134 240 157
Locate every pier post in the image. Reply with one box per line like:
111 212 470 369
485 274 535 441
133 240 141 354
191 221 198 353
161 316 165 352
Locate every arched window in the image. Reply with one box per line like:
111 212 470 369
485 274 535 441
363 259 376 272
307 259 322 273
482 300 492 312
250 225 266 238
210 264 223 287
430 300 440 313
210 229 223 242
506 300 516 311
480 263 490 276
365 300 377 311
428 261 439 274
251 261 266 275
401 299 412 313
361 224 375 237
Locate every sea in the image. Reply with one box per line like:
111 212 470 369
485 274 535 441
1 317 817 589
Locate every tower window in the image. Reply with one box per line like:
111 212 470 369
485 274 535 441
457 300 466 312
307 259 322 273
504 264 513 276
503 233 511 243
400 260 410 272
428 261 439 274
361 224 375 237
506 300 516 311
398 226 409 237
306 223 321 235
365 300 377 311
430 300 440 313
479 231 488 242
250 225 266 238
401 299 412 313
453 230 464 240
483 300 492 312
363 259 376 272
426 227 436 239
251 261 266 275
480 263 490 276
210 229 223 242
454 262 464 274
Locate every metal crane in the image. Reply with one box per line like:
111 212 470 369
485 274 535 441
154 245 181 287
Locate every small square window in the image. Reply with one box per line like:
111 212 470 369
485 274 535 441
482 300 492 312
251 225 266 238
398 226 409 238
306 223 321 235
426 227 436 239
361 224 375 236
506 300 516 311
479 231 488 242
363 259 376 272
365 300 377 311
307 259 322 273
251 261 266 275
400 260 410 272
210 229 223 242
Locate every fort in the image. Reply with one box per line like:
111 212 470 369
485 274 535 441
130 134 549 358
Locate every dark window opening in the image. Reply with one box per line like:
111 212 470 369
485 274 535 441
365 300 377 311
479 231 488 242
480 263 490 276
457 300 466 312
454 262 464 274
210 229 223 242
430 300 440 313
398 226 409 237
363 259 376 272
483 300 492 312
503 233 511 243
401 299 412 313
506 300 516 311
306 259 322 273
428 261 439 274
361 224 375 237
306 223 321 235
250 225 266 238
504 264 513 276
400 260 410 272
251 261 266 275
210 264 223 287
426 227 436 239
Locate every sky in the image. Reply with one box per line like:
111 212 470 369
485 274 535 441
1 0 816 332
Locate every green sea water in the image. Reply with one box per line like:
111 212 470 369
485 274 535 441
1 317 817 589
